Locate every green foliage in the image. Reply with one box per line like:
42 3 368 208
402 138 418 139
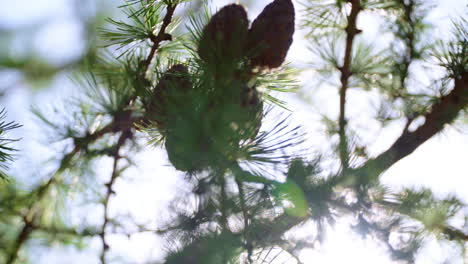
165 232 242 264
274 180 308 218
100 2 181 57
0 109 21 180
301 0 348 37
386 188 464 234
1 0 467 263
433 18 468 80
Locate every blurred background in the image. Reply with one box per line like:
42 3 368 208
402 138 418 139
0 0 467 263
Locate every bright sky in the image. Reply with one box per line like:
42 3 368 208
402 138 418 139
0 0 467 263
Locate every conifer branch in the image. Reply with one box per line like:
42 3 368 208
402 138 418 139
5 114 139 264
352 72 468 180
397 0 416 90
100 130 132 264
338 0 362 171
5 217 34 264
143 2 178 72
441 226 468 241
376 199 468 242
31 223 167 238
9 5 181 261
5 146 80 264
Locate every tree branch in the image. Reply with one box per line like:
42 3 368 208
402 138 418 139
97 6 179 257
100 130 132 264
352 73 468 180
376 199 468 242
338 0 362 171
5 115 139 264
442 226 468 241
5 4 178 263
143 3 178 73
5 146 80 264
395 0 417 91
5 217 34 264
31 223 167 239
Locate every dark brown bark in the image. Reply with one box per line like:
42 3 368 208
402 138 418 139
352 73 468 180
338 0 362 171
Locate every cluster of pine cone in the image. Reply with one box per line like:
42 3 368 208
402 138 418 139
146 0 295 172
199 0 295 70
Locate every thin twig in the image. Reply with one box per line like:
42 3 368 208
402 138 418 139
31 223 168 238
5 4 178 262
268 247 284 263
338 0 362 172
97 4 179 259
143 3 178 73
5 218 33 264
5 146 80 264
100 131 132 264
261 247 274 263
4 4 178 259
5 115 139 264
397 0 416 90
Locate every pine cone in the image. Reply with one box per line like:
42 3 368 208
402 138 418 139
146 64 192 128
247 0 295 69
198 4 249 66
164 84 263 172
165 130 211 173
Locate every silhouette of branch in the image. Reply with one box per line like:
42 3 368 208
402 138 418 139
100 130 132 264
95 8 181 258
31 223 169 239
5 114 140 264
338 0 362 171
143 3 178 73
397 0 417 90
442 226 468 241
352 73 468 181
5 146 80 264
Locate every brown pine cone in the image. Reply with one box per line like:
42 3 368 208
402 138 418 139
146 64 192 128
197 4 249 67
247 0 295 69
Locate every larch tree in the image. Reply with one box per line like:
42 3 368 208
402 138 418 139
0 0 467 263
